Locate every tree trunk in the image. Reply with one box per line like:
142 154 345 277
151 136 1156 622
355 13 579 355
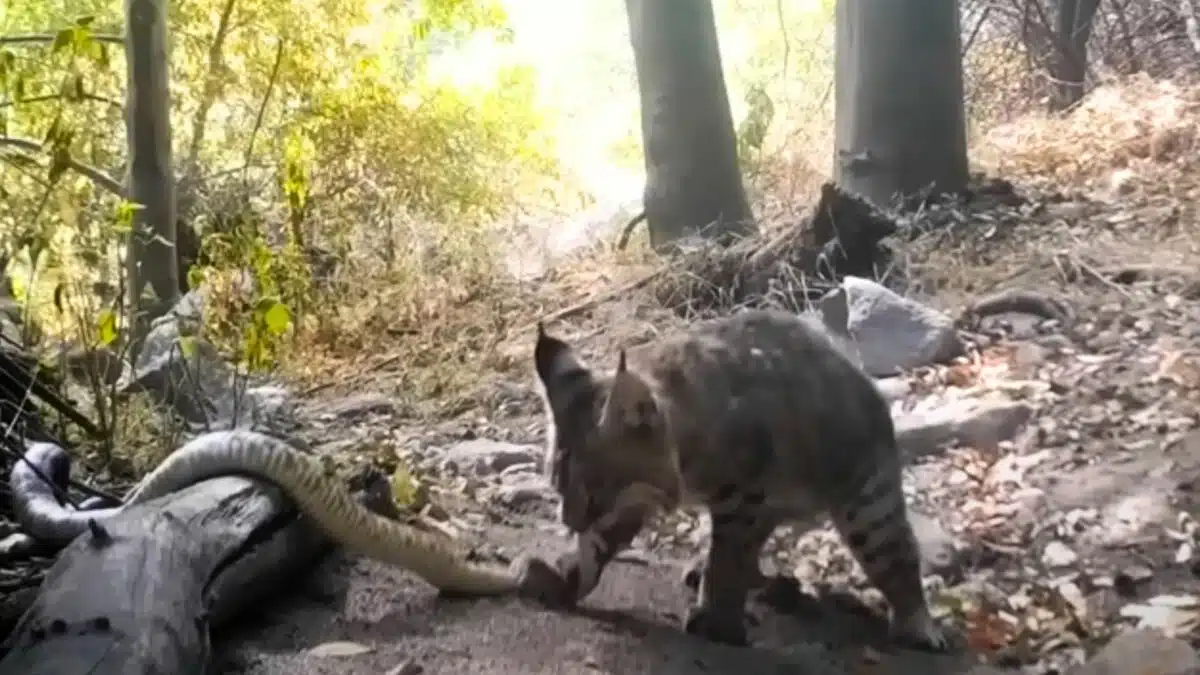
123 0 181 362
834 0 969 208
624 0 755 251
1049 0 1101 111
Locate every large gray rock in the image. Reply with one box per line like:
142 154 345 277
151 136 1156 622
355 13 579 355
894 398 1034 460
116 287 295 432
822 276 965 377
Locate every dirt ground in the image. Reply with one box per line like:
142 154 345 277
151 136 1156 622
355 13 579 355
214 526 980 675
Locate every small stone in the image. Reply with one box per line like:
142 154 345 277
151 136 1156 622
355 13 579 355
1042 541 1079 568
442 439 539 476
385 659 424 675
328 394 396 420
496 480 552 508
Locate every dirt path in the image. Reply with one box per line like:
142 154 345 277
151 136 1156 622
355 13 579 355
215 523 978 675
213 252 1200 675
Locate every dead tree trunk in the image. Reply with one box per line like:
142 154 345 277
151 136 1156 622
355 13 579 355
834 0 969 208
124 0 181 363
0 476 336 674
624 0 755 251
1049 0 1101 111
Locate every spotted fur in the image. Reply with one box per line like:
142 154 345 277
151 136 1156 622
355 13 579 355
533 310 947 650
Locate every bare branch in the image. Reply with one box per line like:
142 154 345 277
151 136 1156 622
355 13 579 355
0 92 125 111
243 38 286 166
963 5 994 57
0 135 125 196
0 33 124 46
183 0 239 175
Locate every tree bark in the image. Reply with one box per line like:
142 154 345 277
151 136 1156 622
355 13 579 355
0 476 336 674
834 0 969 208
624 0 755 251
124 0 181 362
1049 0 1101 111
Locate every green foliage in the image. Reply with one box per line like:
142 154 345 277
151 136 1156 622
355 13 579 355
1 0 562 375
189 219 307 373
736 82 776 172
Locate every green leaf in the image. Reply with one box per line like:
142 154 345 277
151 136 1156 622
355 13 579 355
111 200 144 233
389 465 417 507
178 336 198 359
258 298 292 336
51 28 74 53
95 309 117 346
412 17 432 40
187 265 205 290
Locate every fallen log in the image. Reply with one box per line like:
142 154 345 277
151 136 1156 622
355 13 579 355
0 472 383 674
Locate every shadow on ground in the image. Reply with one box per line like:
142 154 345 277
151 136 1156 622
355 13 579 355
215 525 982 675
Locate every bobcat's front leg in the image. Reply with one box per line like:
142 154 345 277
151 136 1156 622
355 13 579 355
557 483 670 605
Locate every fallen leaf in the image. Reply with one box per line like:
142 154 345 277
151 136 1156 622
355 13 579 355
309 641 375 657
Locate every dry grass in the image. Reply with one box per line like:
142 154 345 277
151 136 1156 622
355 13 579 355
281 73 1200 422
976 73 1200 191
925 73 1200 298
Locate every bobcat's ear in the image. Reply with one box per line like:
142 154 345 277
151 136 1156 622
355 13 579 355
600 352 660 437
534 323 592 398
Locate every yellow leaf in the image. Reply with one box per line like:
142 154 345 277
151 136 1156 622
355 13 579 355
390 465 417 507
95 309 117 346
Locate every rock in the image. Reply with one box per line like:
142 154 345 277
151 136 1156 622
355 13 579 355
442 439 539 476
385 659 424 675
873 376 913 402
495 478 554 508
116 287 295 431
1041 541 1079 568
908 511 962 578
1067 629 1200 675
326 394 396 420
61 343 126 386
817 287 851 340
832 276 965 377
1118 595 1200 637
895 398 1033 460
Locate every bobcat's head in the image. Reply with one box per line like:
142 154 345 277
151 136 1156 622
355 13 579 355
533 324 677 532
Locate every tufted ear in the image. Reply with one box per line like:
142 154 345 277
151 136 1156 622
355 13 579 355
534 322 592 397
600 351 660 437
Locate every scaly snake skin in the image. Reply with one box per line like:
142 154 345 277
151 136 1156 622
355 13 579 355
14 430 525 595
124 430 525 594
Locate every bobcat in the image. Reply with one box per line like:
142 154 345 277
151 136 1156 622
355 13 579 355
533 309 947 650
